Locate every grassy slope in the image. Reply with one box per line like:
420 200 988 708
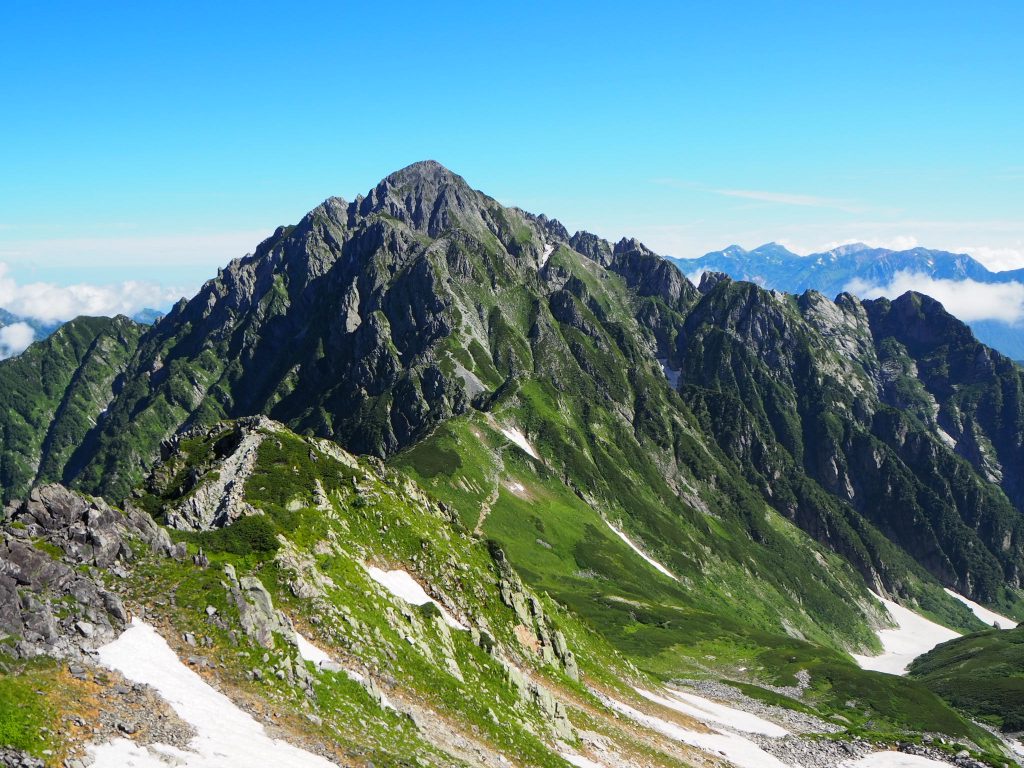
0 419 1010 766
394 413 1004 755
910 626 1024 731
0 316 142 502
126 423 700 768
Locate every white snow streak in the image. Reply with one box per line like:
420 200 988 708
558 751 606 768
605 520 677 580
90 618 338 768
943 588 1018 628
295 631 334 667
540 243 555 267
840 752 952 767
365 566 467 630
602 694 792 768
499 426 540 460
935 428 957 449
639 687 789 737
851 591 959 675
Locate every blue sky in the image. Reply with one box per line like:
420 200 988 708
1 1 1022 306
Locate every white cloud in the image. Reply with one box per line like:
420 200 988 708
686 269 707 285
0 322 36 360
0 263 181 324
713 188 864 213
954 244 1024 273
845 271 1024 324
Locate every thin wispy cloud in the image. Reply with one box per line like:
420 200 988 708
713 188 865 213
648 178 866 214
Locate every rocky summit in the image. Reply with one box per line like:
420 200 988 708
1 162 1024 768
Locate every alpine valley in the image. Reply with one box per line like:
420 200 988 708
2 161 1024 768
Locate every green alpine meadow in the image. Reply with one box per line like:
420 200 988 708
1 161 1023 768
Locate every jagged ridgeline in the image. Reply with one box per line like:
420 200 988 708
2 161 1024 764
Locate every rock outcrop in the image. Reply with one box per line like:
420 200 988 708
0 484 178 658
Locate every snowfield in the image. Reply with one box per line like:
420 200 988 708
943 587 1018 628
499 425 541 460
90 618 338 768
604 520 677 580
365 565 467 629
639 686 790 737
840 752 953 767
602 693 792 768
540 243 555 267
851 591 959 675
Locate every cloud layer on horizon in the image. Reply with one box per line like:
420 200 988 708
845 271 1024 325
0 263 181 325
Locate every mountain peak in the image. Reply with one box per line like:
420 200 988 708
825 242 876 257
751 241 799 259
357 160 479 236
381 159 464 187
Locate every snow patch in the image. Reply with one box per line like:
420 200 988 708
89 737 196 768
943 588 1017 628
365 566 467 630
295 631 383 696
602 693 792 768
851 591 959 675
295 631 334 668
639 687 789 737
90 618 338 768
499 426 540 460
558 751 606 768
656 358 681 389
540 243 555 267
1009 738 1024 760
605 520 677 580
840 751 952 767
935 428 957 448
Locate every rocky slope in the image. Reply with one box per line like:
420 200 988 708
0 419 1015 767
673 279 1024 606
670 242 1024 359
1 163 1017 616
2 161 1024 765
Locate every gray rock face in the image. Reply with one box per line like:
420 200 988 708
492 545 579 680
0 484 174 658
162 419 275 531
223 564 295 649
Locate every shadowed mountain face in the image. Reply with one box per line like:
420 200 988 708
2 161 1023 619
670 242 1024 358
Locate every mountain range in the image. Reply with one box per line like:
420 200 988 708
1 161 1023 768
670 242 1024 359
0 307 163 360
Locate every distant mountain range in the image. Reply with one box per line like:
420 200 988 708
0 307 61 338
670 242 1024 359
0 306 163 357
